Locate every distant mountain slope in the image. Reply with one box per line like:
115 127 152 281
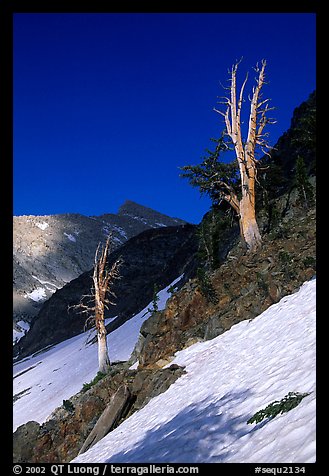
14 224 198 359
13 201 186 341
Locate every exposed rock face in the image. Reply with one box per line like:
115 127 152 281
137 193 316 368
13 364 185 463
13 201 186 341
14 224 198 359
273 90 316 181
256 90 316 201
78 384 133 456
13 421 41 463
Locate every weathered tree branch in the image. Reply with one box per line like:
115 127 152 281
68 234 122 372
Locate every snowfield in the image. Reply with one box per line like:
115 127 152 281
73 278 316 464
13 276 183 431
13 277 316 463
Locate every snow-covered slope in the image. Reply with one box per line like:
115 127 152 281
13 277 182 431
73 278 316 464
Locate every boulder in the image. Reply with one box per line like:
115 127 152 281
13 421 41 463
79 384 133 455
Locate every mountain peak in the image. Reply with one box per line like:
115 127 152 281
118 200 187 225
13 202 187 340
118 200 152 215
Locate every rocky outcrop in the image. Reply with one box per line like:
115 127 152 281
78 384 133 455
137 191 316 368
256 90 316 202
13 201 186 339
13 421 41 463
14 224 198 359
13 364 185 463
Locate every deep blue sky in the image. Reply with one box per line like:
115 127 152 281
13 13 316 223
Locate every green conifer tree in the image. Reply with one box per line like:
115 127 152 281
295 155 314 206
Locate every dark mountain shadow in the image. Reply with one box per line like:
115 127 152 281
103 388 261 463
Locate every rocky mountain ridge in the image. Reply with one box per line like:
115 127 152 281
13 200 186 342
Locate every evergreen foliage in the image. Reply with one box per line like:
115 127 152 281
82 371 107 392
180 136 239 207
197 207 232 270
303 256 316 269
62 399 75 413
196 268 219 304
294 156 314 206
141 283 161 318
147 284 160 316
167 284 178 295
291 94 316 171
247 391 310 424
257 91 315 203
256 159 289 209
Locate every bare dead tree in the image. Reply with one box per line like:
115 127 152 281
70 234 122 373
214 58 276 251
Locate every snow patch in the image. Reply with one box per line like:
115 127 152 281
32 275 60 290
64 232 76 242
13 320 30 344
112 225 128 239
25 287 47 302
112 236 123 244
102 225 111 236
102 224 127 240
124 214 149 225
35 222 49 230
129 360 139 370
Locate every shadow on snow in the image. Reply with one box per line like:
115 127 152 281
104 388 266 463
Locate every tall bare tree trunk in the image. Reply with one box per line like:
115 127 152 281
92 237 121 374
239 196 262 251
96 314 111 374
69 235 122 374
239 166 262 251
215 59 274 251
93 239 111 374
